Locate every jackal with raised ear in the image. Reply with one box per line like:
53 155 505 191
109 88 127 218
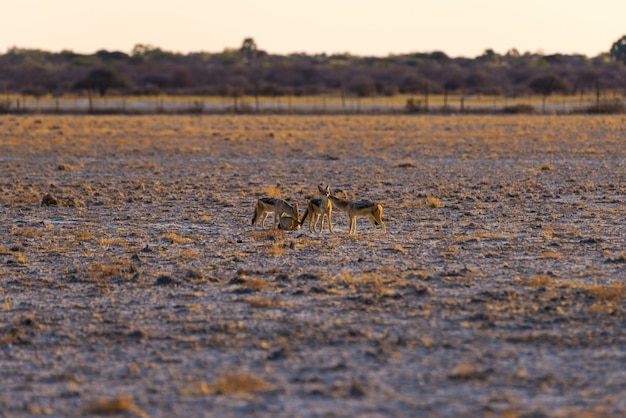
316 184 334 233
327 187 386 235
300 185 334 233
251 198 300 229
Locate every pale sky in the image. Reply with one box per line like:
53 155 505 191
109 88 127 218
2 0 625 58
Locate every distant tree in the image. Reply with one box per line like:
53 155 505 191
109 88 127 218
443 78 461 108
464 71 489 94
130 44 171 63
428 51 450 63
575 70 599 96
171 69 194 88
96 49 129 62
399 74 427 94
239 38 258 63
74 68 129 96
528 74 570 112
347 75 376 97
477 49 498 64
609 35 626 64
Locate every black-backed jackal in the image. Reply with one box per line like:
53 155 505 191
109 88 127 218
327 188 386 235
300 198 322 232
251 198 300 229
317 184 334 234
277 214 301 231
300 185 334 233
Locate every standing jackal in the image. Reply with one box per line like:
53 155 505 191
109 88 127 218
251 198 300 229
300 185 334 233
300 198 323 232
328 188 386 235
316 184 334 234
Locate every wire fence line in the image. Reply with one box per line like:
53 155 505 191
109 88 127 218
1 94 624 115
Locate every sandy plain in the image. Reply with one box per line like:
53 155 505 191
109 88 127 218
0 114 625 417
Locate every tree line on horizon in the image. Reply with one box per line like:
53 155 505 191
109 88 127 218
2 36 626 107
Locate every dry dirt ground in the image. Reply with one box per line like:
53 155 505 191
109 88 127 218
1 114 626 417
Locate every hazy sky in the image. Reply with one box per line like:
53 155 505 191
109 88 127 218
3 0 625 57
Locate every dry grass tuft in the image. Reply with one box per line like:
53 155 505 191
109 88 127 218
83 396 145 416
241 278 269 292
15 253 27 264
179 249 201 259
190 371 269 397
88 262 122 278
540 162 552 171
74 230 93 241
541 250 562 260
256 185 281 197
249 229 286 241
242 296 283 308
161 232 193 244
525 274 553 287
425 195 443 208
448 362 486 380
211 371 268 395
585 283 624 303
57 163 75 171
12 226 43 237
606 253 626 263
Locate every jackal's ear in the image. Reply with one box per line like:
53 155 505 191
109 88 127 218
325 185 331 195
318 184 325 193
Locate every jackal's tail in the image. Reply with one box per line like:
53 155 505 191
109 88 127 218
251 202 260 225
301 207 310 224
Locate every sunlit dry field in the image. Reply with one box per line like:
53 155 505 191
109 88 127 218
1 114 626 417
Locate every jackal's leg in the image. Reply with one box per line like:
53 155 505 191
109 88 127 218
261 212 271 228
311 214 321 233
368 215 378 232
273 212 280 229
349 216 357 235
327 211 334 234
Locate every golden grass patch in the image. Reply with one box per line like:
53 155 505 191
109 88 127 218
241 278 269 292
74 230 93 241
540 250 563 260
584 283 624 303
425 195 443 208
539 162 552 171
161 232 193 244
525 274 553 287
256 185 281 197
14 253 27 264
242 296 283 308
12 226 43 237
212 372 268 395
249 229 286 241
190 371 269 397
88 262 122 278
179 249 201 260
83 396 145 416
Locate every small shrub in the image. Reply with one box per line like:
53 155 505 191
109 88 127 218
204 371 268 395
540 162 552 171
586 283 624 303
426 195 443 208
526 275 553 287
83 397 143 415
